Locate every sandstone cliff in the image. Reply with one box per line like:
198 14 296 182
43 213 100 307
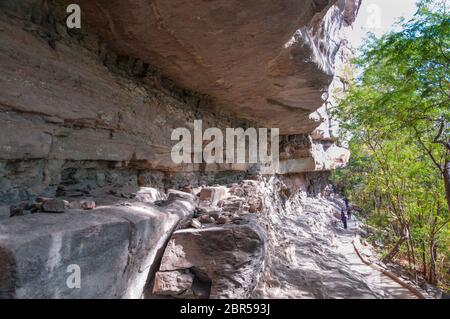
0 0 370 299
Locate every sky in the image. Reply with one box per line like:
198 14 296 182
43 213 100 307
348 0 419 48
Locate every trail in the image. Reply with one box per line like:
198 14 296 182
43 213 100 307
255 196 422 299
334 218 418 299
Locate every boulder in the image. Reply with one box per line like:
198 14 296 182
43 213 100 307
198 215 215 224
156 224 266 298
190 219 202 229
152 271 194 296
167 189 198 204
199 187 229 206
0 198 195 298
0 211 130 298
216 216 229 225
41 199 69 213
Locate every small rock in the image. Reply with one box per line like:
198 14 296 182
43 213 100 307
190 218 202 229
177 218 193 230
208 211 221 220
181 185 193 194
70 200 96 210
81 200 96 210
199 186 229 206
41 198 69 213
199 188 214 201
248 201 262 213
135 187 166 203
154 200 165 206
193 207 207 218
167 189 197 203
108 189 118 196
216 216 229 225
232 217 248 225
9 202 30 217
29 202 43 213
199 215 215 224
35 197 50 203
55 185 66 197
68 201 82 209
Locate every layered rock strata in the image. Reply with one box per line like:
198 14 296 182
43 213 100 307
0 0 361 299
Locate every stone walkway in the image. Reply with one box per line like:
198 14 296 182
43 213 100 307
334 218 418 299
255 195 422 299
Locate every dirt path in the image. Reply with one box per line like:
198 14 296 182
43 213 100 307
254 196 422 299
334 218 418 299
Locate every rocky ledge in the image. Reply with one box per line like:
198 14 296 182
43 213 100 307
0 0 364 300
60 0 360 134
0 188 196 298
2 175 430 299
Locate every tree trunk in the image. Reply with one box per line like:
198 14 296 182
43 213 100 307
408 236 418 282
429 239 438 285
382 236 407 264
422 241 427 279
406 241 412 272
443 159 450 213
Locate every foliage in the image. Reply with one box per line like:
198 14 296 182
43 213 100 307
331 0 450 290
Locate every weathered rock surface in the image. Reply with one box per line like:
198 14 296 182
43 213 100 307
154 224 266 299
0 0 366 301
0 194 196 299
0 205 8 218
55 0 360 134
152 270 194 296
0 0 359 204
0 6 259 203
1 171 424 299
243 177 420 299
199 186 229 206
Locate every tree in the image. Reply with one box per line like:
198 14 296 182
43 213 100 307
333 0 449 288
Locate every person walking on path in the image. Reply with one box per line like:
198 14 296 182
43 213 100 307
341 209 348 230
344 197 352 220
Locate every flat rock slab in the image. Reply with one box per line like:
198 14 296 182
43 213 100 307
0 199 195 299
156 224 266 299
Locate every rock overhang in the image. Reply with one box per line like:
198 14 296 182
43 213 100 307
54 0 361 134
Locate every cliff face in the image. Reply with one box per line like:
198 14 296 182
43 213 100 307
0 0 357 202
0 0 362 299
56 0 357 134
